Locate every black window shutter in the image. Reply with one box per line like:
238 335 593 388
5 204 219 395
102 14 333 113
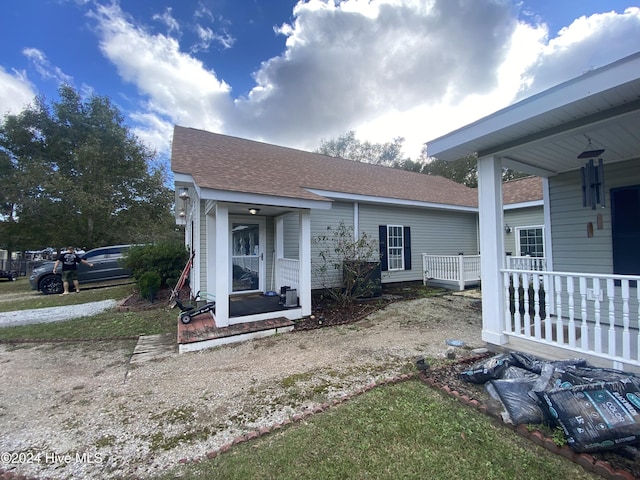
403 226 411 270
378 225 388 271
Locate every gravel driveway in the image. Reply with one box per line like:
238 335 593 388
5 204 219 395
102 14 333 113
0 291 483 479
0 300 118 327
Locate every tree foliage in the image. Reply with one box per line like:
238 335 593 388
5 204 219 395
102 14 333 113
316 131 528 187
418 145 530 187
316 130 409 167
0 85 177 252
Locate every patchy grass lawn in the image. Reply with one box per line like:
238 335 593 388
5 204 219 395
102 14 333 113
0 279 176 340
159 380 599 480
0 278 136 312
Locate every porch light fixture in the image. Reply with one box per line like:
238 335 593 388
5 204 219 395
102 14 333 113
248 208 260 215
505 224 512 234
579 137 606 210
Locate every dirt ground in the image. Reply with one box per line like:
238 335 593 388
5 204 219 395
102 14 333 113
0 287 637 479
0 289 485 479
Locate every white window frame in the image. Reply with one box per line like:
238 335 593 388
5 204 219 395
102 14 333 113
515 225 545 257
387 225 404 271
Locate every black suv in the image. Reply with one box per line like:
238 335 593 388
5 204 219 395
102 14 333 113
29 245 133 294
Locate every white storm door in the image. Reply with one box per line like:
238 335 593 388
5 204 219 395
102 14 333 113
230 216 265 293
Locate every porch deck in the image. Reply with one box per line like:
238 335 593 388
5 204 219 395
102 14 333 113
177 295 295 353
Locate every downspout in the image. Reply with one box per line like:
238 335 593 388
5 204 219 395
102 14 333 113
353 202 359 240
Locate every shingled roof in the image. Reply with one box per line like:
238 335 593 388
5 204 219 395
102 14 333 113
502 176 543 205
171 126 478 208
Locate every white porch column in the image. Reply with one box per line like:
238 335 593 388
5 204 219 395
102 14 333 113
206 212 216 299
215 204 230 327
275 215 285 291
478 156 507 345
299 210 312 316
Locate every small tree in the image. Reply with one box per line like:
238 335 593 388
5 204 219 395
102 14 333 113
312 222 381 305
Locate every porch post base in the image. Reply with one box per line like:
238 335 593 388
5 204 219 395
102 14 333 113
482 330 508 345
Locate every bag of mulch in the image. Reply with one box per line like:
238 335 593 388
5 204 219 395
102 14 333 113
539 380 640 453
459 354 511 384
509 351 586 374
532 364 640 397
501 366 540 381
485 378 546 425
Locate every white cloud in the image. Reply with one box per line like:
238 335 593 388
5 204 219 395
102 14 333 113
0 67 37 117
518 7 640 98
88 2 234 142
23 48 74 85
88 0 640 160
234 0 526 153
152 7 181 35
191 24 235 52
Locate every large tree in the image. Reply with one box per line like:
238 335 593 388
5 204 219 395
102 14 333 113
0 85 176 252
316 130 408 167
418 146 529 187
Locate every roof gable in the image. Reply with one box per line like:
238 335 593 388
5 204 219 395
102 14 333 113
171 126 478 208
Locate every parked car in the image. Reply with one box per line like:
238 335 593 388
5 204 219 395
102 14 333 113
0 269 18 281
29 245 133 294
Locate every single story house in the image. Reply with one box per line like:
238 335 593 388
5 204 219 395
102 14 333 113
427 51 640 373
171 126 477 339
170 125 544 351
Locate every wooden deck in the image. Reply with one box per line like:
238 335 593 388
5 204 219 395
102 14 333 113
177 311 295 353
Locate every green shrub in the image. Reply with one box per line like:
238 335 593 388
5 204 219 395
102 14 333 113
121 242 189 288
139 271 162 302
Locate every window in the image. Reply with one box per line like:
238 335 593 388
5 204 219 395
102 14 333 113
387 225 404 271
378 225 411 272
516 226 544 257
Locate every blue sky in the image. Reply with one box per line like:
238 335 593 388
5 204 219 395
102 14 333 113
1 0 639 162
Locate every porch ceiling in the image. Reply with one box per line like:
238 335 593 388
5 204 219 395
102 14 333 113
427 52 640 177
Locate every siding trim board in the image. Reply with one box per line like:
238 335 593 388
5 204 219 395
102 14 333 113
306 189 478 213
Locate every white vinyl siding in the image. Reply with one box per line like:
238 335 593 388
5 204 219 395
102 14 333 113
387 225 404 271
549 157 640 275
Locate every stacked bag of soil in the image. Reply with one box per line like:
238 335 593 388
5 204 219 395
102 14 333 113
460 352 640 453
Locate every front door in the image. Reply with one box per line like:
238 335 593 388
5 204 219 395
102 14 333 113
230 217 265 293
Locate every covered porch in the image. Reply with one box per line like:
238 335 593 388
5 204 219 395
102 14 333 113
427 52 640 372
173 181 330 352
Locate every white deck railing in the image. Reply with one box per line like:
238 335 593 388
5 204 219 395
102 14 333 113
277 258 300 291
502 269 640 369
506 256 547 271
422 254 481 291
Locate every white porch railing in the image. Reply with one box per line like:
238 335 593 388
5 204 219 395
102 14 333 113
502 269 640 369
277 258 300 291
422 254 481 291
506 256 547 271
